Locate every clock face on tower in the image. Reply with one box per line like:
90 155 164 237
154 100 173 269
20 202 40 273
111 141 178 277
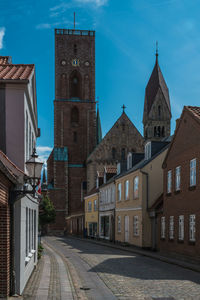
61 60 66 66
71 58 80 67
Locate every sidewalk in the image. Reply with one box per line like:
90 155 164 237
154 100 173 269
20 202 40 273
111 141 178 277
20 241 83 300
70 236 200 273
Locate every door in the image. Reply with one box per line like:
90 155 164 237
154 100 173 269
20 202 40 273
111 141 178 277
124 216 129 243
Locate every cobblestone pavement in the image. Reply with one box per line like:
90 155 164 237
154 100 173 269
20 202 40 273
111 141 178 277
45 236 200 300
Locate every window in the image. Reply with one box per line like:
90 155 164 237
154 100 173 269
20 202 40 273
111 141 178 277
70 71 82 99
71 107 79 124
158 105 161 117
161 216 165 239
145 142 151 160
117 163 121 175
117 183 121 201
88 201 92 212
189 215 195 242
162 126 165 137
121 148 125 161
127 152 132 170
112 147 116 159
175 166 181 191
73 132 77 142
125 180 129 200
169 216 174 240
117 216 121 233
178 215 184 240
190 159 196 186
133 216 139 236
134 176 139 199
94 200 98 211
167 170 172 193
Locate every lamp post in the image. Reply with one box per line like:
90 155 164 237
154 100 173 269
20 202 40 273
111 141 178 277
25 148 43 197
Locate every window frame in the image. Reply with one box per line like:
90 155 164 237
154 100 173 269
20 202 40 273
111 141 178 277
169 216 174 240
190 158 196 187
175 166 181 191
189 214 196 242
125 180 129 200
161 216 165 239
167 170 172 194
117 216 121 233
133 176 139 199
178 215 184 241
117 183 121 201
88 201 92 212
133 216 139 236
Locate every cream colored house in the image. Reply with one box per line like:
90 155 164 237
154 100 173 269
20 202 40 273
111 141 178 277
115 141 170 248
84 188 99 237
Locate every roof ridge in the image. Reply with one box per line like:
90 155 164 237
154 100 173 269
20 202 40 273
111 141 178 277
0 150 26 176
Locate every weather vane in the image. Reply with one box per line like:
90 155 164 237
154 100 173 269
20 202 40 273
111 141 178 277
156 41 159 58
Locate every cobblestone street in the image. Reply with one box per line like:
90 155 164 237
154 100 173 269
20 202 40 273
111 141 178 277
43 236 200 300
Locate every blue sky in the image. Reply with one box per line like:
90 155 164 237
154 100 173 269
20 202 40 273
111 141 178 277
1 0 200 161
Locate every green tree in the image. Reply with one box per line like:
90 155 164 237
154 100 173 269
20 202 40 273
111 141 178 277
39 195 56 233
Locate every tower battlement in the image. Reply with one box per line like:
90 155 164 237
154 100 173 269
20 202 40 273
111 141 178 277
55 29 95 37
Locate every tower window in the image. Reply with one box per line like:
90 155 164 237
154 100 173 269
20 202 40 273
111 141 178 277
112 147 116 159
158 105 161 118
70 71 82 99
71 107 79 124
74 44 77 55
157 126 161 137
154 127 157 137
73 132 77 142
121 148 125 161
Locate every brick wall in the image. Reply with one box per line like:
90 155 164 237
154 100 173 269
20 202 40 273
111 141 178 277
0 172 11 297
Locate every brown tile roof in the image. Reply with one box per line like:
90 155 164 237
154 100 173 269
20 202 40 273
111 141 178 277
104 166 117 174
0 150 26 183
145 57 170 114
186 106 200 120
0 56 11 65
0 64 34 80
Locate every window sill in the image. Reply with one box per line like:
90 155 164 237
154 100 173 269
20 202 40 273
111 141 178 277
166 193 172 197
188 240 196 245
189 186 196 191
177 239 184 243
174 190 181 194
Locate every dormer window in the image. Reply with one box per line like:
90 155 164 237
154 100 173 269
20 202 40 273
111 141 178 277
117 162 121 175
127 152 132 170
145 142 151 160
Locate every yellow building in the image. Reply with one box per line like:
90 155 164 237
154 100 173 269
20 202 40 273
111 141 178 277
115 142 169 248
84 188 99 237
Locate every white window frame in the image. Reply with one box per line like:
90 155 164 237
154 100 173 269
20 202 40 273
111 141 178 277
118 183 121 201
145 142 151 160
133 216 139 236
134 176 139 199
169 216 174 240
190 158 196 187
125 180 129 200
117 216 121 233
88 201 92 212
175 166 181 191
189 214 196 242
167 170 172 193
178 215 184 240
127 152 132 170
161 216 165 239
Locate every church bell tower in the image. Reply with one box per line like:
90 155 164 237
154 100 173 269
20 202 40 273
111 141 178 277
48 28 97 234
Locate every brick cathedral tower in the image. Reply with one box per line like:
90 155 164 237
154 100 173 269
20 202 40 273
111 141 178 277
47 28 97 234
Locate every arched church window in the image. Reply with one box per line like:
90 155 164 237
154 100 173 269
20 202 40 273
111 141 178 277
162 126 165 137
70 71 82 99
73 131 77 142
158 105 161 118
112 147 116 159
121 148 125 161
71 107 79 124
157 126 161 137
154 127 157 137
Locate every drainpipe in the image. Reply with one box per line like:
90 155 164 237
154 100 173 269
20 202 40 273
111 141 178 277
141 171 149 210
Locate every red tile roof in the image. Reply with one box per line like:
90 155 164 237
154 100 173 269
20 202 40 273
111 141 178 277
0 56 11 64
104 166 117 174
0 64 34 80
186 106 200 120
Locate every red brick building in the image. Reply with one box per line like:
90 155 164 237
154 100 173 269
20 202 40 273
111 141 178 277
47 29 97 234
159 106 200 261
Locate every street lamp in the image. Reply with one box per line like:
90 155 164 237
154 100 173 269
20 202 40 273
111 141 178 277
25 148 43 197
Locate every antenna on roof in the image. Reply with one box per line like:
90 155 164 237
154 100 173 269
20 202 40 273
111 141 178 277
74 12 76 30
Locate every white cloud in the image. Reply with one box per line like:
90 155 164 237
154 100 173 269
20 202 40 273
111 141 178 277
0 27 5 49
37 146 52 163
75 0 108 7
